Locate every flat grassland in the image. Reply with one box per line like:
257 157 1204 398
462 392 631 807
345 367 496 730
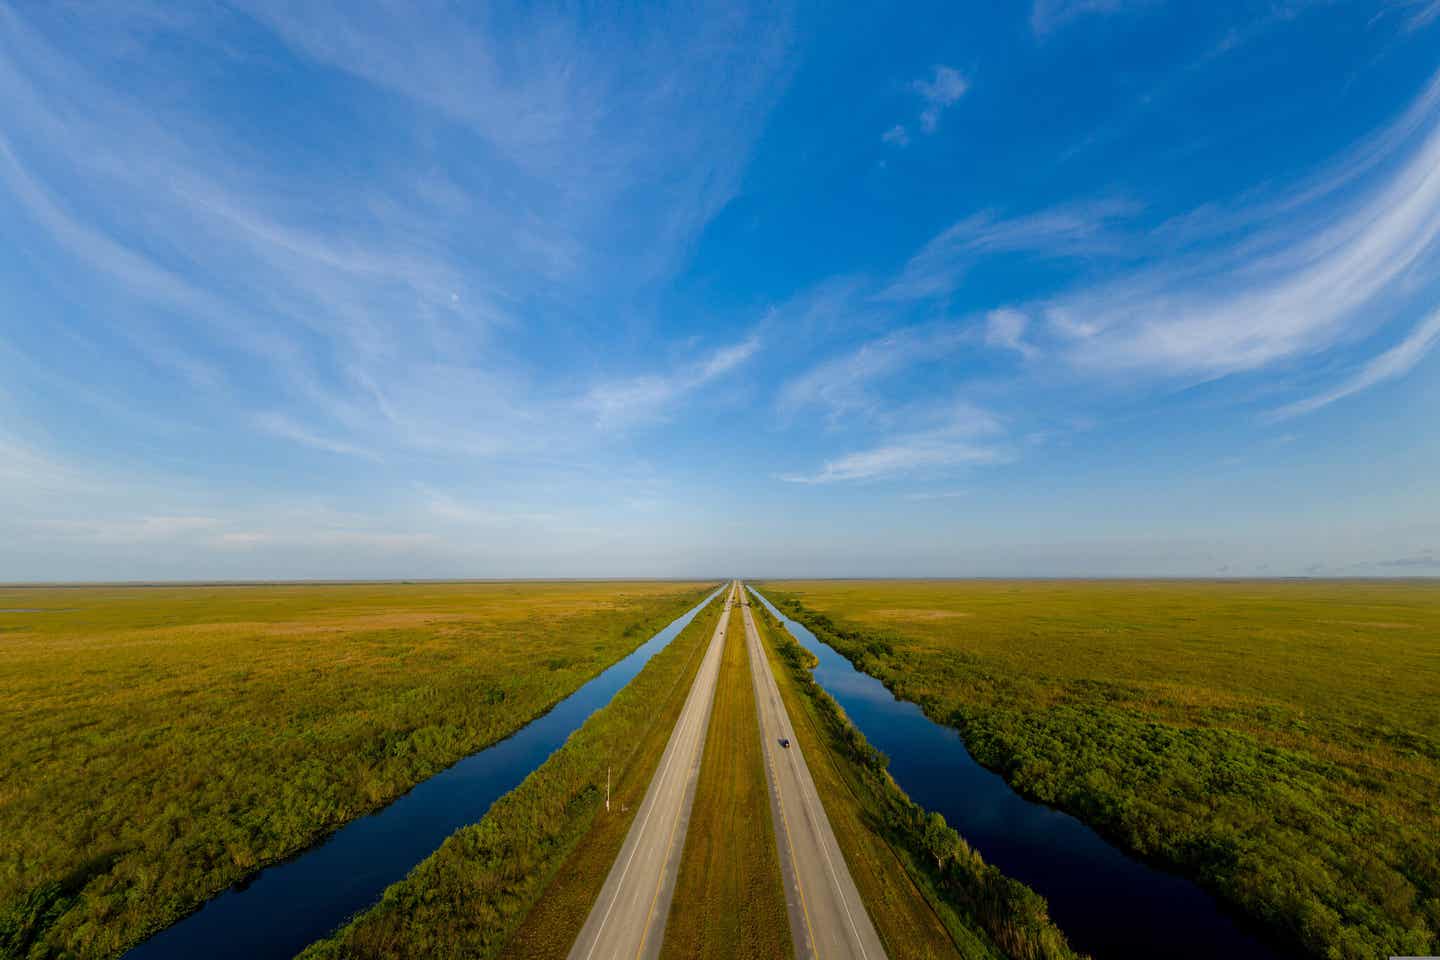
302 590 726 960
0 580 712 960
660 597 791 960
760 579 1440 960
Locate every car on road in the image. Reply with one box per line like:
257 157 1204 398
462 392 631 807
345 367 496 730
779 737 791 748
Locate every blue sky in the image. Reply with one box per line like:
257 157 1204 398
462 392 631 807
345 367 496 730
3 0 1439 580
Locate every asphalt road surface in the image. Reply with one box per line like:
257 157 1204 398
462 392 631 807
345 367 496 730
566 582 736 960
740 584 888 960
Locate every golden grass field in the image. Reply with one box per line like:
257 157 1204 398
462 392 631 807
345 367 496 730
0 580 712 959
759 579 1440 959
295 590 725 960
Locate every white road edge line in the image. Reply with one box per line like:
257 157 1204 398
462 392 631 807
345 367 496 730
579 588 732 960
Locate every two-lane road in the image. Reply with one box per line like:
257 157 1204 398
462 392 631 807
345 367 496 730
739 585 888 960
567 582 737 960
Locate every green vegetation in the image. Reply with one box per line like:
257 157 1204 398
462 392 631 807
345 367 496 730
297 590 727 960
660 597 791 960
0 580 714 960
759 579 1440 960
750 593 1080 960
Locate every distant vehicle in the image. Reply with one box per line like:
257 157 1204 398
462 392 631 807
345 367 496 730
779 738 791 748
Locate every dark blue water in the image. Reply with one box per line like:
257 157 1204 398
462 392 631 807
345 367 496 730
749 588 1287 960
126 588 721 960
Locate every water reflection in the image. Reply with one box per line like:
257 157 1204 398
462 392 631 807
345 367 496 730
749 587 1285 960
126 588 722 960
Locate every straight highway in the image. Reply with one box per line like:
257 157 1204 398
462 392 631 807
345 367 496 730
739 584 888 960
567 582 736 960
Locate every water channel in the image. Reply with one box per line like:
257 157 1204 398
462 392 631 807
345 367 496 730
125 587 721 960
748 586 1287 960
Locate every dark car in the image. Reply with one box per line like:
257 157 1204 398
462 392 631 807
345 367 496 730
779 737 791 748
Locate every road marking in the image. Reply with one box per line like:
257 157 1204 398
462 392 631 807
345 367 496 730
633 607 725 959
794 739 870 959
579 597 731 960
746 589 874 960
747 609 817 958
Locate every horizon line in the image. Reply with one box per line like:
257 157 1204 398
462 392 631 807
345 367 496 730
3 575 1437 589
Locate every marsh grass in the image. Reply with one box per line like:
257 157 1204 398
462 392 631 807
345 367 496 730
760 579 1440 959
299 591 727 960
0 580 713 960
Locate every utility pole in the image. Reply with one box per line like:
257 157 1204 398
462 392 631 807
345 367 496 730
606 765 611 812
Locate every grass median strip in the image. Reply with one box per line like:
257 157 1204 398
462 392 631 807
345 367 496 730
659 597 791 960
296 590 726 960
0 581 714 960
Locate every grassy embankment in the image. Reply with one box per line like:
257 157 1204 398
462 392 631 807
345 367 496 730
759 579 1440 960
0 580 713 960
750 592 1082 960
659 595 791 960
297 589 728 960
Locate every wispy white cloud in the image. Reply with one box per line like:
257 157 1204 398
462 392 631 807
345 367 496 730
699 338 763 381
1048 105 1440 377
0 9 485 442
881 198 1140 300
778 325 968 422
984 308 1038 359
0 438 560 577
417 486 559 530
1266 308 1440 420
213 527 441 552
0 133 283 374
0 2 792 478
878 68 1440 407
781 404 1007 483
0 433 245 560
1030 0 1148 36
883 64 968 145
1 415 710 580
585 336 761 428
777 69 1440 493
63 515 223 546
903 489 970 501
781 442 999 483
1404 0 1440 29
882 124 910 147
915 65 969 133
253 412 382 460
0 434 100 494
235 0 794 288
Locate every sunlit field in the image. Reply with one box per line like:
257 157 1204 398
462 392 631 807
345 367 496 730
749 594 1076 960
0 581 712 959
760 579 1440 960
301 592 728 960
